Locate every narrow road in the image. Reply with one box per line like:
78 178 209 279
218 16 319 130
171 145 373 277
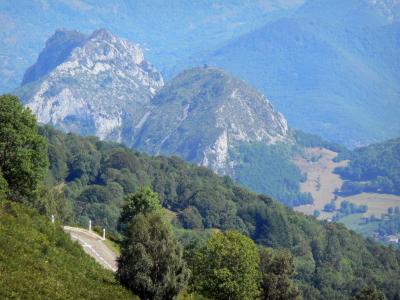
63 226 118 272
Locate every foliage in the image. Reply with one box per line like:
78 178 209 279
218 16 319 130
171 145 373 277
0 94 48 202
377 207 400 236
231 142 313 207
353 286 386 300
0 171 8 199
259 248 301 300
313 210 321 218
339 201 368 215
178 206 204 229
193 231 261 300
118 186 162 233
335 138 400 195
0 200 135 299
117 212 190 300
292 130 349 155
40 126 400 299
323 201 336 212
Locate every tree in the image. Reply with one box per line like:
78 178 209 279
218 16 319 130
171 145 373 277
118 186 162 233
353 286 386 300
395 206 400 215
117 212 190 300
178 206 204 229
193 230 261 300
0 171 8 199
323 201 336 212
0 95 48 202
313 210 321 218
259 248 300 300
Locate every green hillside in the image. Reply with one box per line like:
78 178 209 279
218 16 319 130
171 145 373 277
40 126 400 299
0 200 135 299
336 138 400 195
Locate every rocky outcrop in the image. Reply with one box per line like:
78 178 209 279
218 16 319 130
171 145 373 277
16 29 163 146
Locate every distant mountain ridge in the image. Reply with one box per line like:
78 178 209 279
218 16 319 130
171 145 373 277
0 0 304 93
203 0 400 147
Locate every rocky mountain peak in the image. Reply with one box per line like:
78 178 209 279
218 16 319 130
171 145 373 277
134 67 289 175
21 29 87 85
16 28 163 144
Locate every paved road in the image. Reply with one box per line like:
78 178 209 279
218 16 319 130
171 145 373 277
63 226 118 272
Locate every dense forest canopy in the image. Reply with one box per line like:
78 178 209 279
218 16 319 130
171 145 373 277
38 125 400 299
1 95 400 299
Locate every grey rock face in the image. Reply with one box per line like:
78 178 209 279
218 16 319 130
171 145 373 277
16 29 163 146
134 68 289 175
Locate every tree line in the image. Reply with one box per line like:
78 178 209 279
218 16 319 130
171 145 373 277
1 94 400 299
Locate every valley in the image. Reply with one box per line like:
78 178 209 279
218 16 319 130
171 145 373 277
294 147 400 238
293 147 348 219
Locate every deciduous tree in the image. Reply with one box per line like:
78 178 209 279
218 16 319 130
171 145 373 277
194 230 261 300
117 212 190 300
117 186 162 232
0 95 48 202
259 248 300 300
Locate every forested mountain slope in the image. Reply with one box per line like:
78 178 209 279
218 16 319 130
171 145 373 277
40 126 400 299
336 137 400 195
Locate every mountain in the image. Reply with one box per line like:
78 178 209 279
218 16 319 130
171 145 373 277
134 67 289 175
40 125 400 299
133 67 315 206
0 0 304 93
204 0 400 147
16 30 313 206
15 29 163 145
0 200 135 299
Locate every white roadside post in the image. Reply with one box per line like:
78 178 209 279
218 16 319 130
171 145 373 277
102 228 106 241
51 214 55 224
89 219 92 232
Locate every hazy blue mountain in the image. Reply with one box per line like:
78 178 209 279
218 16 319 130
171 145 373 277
204 0 400 147
0 0 303 93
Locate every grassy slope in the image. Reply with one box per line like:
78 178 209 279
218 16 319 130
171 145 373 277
0 200 136 300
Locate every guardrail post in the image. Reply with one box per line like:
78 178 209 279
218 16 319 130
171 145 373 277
102 228 106 240
89 219 92 232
